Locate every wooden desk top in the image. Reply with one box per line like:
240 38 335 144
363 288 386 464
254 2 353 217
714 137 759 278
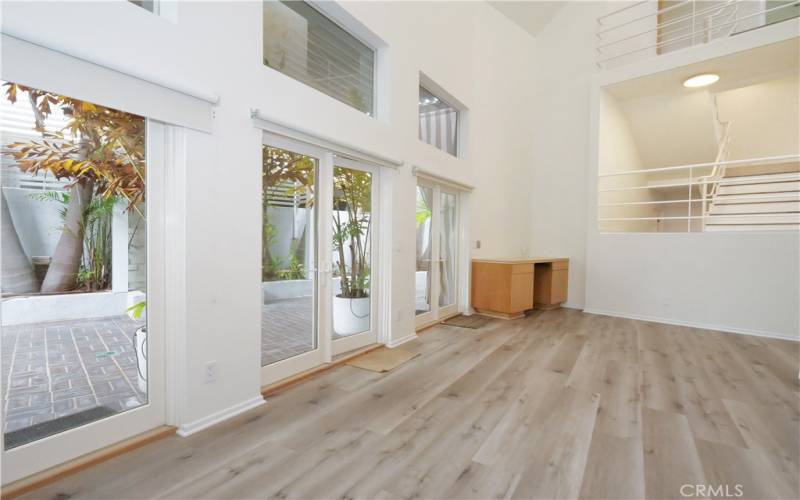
472 257 569 265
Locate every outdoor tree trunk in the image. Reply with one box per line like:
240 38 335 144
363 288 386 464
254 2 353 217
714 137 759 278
40 180 93 293
0 191 38 294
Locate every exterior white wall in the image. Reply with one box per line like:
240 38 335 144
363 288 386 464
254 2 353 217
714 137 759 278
1 1 537 428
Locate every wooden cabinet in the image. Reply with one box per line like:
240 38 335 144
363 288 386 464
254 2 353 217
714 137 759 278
472 258 568 319
534 260 569 309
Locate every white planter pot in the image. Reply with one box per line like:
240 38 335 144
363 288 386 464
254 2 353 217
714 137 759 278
333 295 370 336
134 326 147 394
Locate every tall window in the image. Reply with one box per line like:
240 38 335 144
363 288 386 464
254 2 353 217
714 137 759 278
419 85 459 157
263 1 375 115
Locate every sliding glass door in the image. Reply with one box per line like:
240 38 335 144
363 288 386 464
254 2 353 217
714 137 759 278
415 180 459 328
261 136 378 385
1 85 166 483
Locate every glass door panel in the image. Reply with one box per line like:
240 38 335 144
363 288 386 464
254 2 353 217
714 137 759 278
2 83 165 484
415 185 434 319
261 145 318 368
415 181 459 328
438 191 458 310
332 166 372 338
0 84 151 449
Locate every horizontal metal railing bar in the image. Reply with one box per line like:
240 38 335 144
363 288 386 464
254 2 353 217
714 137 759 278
599 181 703 192
599 213 799 221
597 2 798 65
596 0 650 22
599 193 800 207
599 154 800 177
599 216 704 221
597 0 692 35
596 0 737 50
600 177 800 193
598 199 702 207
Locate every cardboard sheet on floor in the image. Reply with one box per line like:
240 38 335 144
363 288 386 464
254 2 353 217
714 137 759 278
346 348 419 373
442 314 491 329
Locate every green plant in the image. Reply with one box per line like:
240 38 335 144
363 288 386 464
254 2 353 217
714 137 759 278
332 167 371 299
416 197 431 228
278 254 305 280
127 300 146 319
262 145 314 281
31 190 116 291
3 82 145 293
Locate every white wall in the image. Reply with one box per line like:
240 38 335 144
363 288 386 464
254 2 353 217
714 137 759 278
716 74 800 160
586 14 800 340
529 1 611 308
597 91 658 233
1 0 537 430
531 1 800 338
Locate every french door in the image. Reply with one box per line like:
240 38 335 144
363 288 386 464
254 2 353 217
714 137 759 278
261 135 378 386
415 180 460 329
1 120 167 484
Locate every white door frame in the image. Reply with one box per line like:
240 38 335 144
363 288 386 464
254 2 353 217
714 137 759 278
330 157 379 356
1 120 168 483
259 136 384 383
414 179 461 329
260 134 330 386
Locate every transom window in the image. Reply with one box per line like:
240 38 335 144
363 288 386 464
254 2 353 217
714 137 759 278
263 1 376 116
419 85 459 157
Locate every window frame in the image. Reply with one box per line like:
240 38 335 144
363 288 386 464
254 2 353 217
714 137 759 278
262 0 379 118
418 73 468 159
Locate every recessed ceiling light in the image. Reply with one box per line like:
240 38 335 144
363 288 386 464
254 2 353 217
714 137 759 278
683 73 720 88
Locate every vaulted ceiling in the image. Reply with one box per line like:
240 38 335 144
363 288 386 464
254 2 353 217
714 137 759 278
487 1 565 37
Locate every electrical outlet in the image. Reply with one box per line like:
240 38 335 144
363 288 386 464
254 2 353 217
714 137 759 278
475 240 481 249
205 361 218 384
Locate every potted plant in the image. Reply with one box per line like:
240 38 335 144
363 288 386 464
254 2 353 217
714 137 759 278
127 300 147 394
332 168 371 336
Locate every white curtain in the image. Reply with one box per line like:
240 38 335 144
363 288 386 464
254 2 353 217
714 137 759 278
419 109 457 156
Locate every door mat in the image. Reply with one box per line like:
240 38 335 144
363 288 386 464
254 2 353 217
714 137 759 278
442 314 491 329
346 348 420 373
4 406 117 449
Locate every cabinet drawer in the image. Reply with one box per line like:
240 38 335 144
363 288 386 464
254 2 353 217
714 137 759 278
510 263 534 274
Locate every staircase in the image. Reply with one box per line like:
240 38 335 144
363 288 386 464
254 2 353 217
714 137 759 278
704 167 800 231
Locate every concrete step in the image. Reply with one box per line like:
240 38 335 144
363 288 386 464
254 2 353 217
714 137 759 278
705 223 800 231
709 201 800 214
712 192 800 204
717 180 800 196
705 213 800 225
719 171 800 184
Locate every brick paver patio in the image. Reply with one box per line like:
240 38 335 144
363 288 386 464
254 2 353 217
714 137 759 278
1 315 146 434
261 297 315 365
261 297 348 366
2 299 353 437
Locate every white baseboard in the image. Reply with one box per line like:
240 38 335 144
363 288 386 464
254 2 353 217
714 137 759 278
582 307 799 342
386 332 418 348
177 396 265 437
561 302 584 311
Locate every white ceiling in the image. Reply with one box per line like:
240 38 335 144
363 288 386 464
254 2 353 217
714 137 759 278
488 1 565 36
605 38 800 101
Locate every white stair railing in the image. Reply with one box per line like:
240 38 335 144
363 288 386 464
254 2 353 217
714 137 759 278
699 121 733 230
596 0 800 69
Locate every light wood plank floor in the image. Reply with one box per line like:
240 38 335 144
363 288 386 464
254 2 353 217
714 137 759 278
20 310 800 499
